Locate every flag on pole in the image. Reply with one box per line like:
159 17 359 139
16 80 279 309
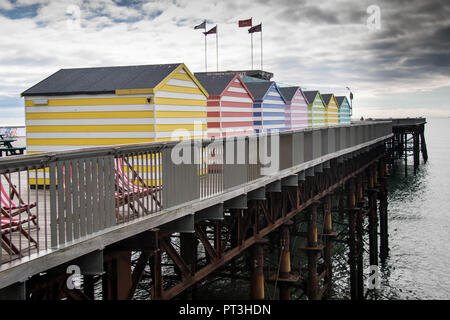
203 25 217 35
238 18 252 27
248 23 262 33
194 20 206 30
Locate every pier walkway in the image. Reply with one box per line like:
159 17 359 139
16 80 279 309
0 121 394 299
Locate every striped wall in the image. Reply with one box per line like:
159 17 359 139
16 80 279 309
25 93 156 153
285 89 308 130
207 77 254 137
154 67 207 141
25 65 207 153
338 97 352 125
325 95 339 126
308 93 325 128
255 84 286 133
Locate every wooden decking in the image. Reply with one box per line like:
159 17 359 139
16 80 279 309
1 172 51 264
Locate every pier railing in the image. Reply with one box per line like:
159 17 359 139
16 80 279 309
0 121 392 266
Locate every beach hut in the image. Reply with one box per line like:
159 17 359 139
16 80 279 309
335 96 352 125
21 63 208 153
194 73 255 137
279 86 308 131
303 91 326 128
244 81 286 133
21 63 208 186
321 93 339 126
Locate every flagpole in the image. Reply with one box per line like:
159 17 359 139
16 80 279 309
204 33 207 72
216 25 218 72
260 23 263 70
251 32 254 70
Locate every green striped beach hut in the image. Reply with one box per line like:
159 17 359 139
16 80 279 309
304 90 326 128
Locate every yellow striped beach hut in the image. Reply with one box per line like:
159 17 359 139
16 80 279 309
321 93 339 126
21 63 209 184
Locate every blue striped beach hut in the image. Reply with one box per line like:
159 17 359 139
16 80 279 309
243 81 286 133
335 96 352 125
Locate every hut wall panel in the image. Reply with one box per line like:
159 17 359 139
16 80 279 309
285 89 308 130
325 96 339 127
339 98 352 125
308 94 325 129
219 78 255 137
256 85 286 133
154 68 207 141
25 94 156 154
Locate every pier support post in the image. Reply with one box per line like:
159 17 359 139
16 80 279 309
279 222 292 300
356 205 364 300
250 241 266 300
268 221 298 300
356 174 365 300
180 233 197 299
102 251 132 300
413 128 420 175
404 133 408 177
151 249 163 300
305 202 320 300
368 166 379 266
419 124 428 163
322 195 336 299
346 178 359 300
378 159 389 260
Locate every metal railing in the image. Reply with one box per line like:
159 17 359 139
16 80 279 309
0 121 392 267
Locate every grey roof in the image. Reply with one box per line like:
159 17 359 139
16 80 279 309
335 96 348 106
321 93 334 105
194 73 236 96
303 90 319 105
243 81 274 100
279 86 299 102
22 63 181 96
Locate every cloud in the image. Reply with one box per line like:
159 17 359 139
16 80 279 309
0 0 449 125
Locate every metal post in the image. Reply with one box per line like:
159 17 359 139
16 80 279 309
278 222 295 300
419 124 428 163
368 166 379 266
151 249 163 300
102 251 132 300
204 34 207 72
413 128 420 175
356 206 364 300
323 195 335 299
216 26 219 72
404 133 408 177
347 179 359 300
251 32 254 70
260 25 263 70
250 243 265 300
180 233 197 299
307 202 320 300
379 159 389 260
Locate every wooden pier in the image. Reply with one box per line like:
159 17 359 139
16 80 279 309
384 118 428 176
0 120 427 300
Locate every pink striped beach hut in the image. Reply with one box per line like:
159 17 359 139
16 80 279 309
279 86 308 130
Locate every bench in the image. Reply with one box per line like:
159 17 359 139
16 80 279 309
0 147 26 157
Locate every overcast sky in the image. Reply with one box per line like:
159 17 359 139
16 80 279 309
0 0 449 125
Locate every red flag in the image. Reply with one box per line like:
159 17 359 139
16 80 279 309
248 23 262 33
203 25 217 35
238 18 252 28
